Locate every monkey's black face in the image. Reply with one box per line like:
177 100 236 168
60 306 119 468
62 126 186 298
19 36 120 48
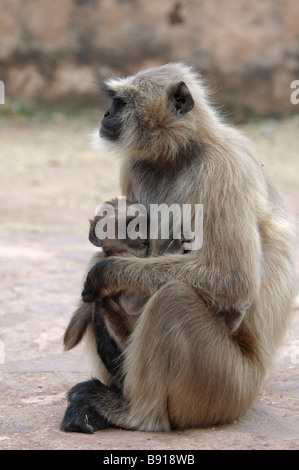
100 97 126 141
99 76 195 156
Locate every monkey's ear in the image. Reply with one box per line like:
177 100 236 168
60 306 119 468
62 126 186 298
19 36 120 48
168 81 194 116
88 219 102 247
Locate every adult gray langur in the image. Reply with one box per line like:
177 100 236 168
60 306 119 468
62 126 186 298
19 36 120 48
61 62 297 433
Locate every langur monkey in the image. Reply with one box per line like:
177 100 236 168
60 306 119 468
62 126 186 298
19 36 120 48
63 198 149 381
61 62 297 433
63 198 186 383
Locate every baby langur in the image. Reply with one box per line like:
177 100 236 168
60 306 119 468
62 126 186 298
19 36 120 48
63 198 149 379
63 198 186 380
88 197 152 351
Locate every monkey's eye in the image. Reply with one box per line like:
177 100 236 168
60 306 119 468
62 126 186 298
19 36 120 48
114 97 126 108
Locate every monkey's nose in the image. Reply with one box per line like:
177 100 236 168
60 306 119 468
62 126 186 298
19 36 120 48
104 110 110 118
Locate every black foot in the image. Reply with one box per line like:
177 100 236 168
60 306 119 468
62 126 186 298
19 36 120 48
60 401 109 433
60 379 115 434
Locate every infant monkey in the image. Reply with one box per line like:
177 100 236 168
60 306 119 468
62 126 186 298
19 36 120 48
64 198 185 378
89 198 152 350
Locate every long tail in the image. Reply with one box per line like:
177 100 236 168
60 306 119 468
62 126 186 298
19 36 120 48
64 302 93 351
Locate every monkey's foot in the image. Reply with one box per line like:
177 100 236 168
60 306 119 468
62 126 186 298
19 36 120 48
60 379 115 433
60 401 109 433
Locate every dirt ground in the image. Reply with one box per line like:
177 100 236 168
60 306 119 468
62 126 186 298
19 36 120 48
0 111 298 450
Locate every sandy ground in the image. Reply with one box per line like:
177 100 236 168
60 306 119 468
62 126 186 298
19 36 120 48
0 111 298 450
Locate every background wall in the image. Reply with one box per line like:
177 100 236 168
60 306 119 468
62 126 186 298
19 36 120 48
1 0 299 120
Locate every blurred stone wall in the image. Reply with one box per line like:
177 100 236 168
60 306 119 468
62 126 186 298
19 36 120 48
1 0 299 119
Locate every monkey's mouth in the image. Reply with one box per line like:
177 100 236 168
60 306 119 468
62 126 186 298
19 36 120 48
99 125 119 142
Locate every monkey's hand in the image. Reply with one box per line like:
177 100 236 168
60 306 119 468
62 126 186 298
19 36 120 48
82 258 120 303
